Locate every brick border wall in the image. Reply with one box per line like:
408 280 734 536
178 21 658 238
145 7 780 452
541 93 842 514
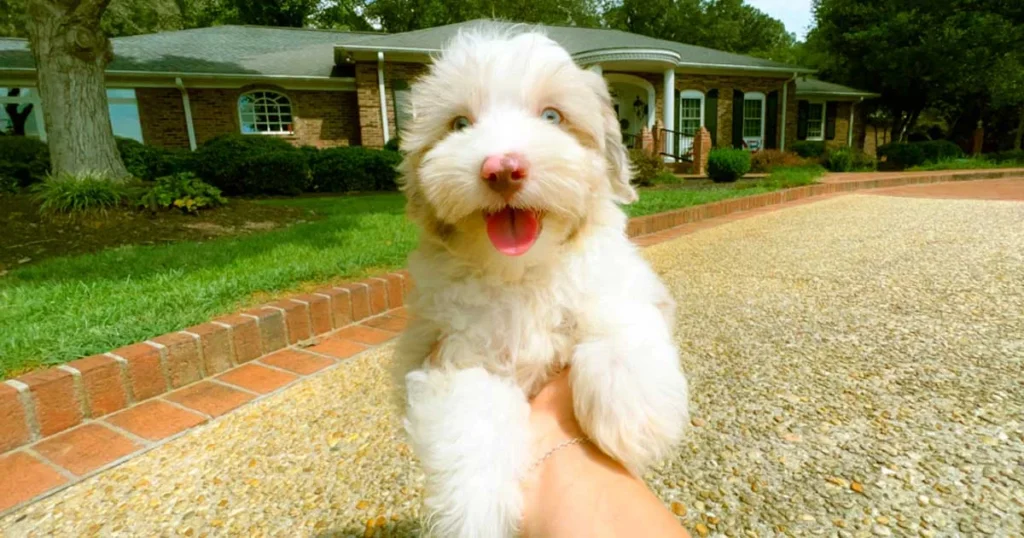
2 169 1020 459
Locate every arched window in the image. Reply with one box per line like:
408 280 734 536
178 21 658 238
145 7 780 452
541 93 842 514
238 90 293 135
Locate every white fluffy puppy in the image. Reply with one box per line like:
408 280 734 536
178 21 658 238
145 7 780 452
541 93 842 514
395 25 689 538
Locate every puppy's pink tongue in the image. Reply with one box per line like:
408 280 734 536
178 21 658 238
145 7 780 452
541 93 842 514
485 208 540 256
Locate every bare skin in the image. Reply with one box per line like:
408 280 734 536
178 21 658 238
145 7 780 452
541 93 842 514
521 368 691 538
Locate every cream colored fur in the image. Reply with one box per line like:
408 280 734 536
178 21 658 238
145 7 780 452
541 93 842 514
395 25 690 538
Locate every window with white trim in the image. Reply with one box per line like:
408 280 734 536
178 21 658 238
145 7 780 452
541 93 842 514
805 102 825 141
238 90 294 135
743 92 765 149
107 88 143 142
678 90 704 136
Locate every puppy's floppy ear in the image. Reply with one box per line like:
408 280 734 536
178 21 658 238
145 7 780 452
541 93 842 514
586 71 638 204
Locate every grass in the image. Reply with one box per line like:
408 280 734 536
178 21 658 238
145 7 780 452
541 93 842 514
0 194 415 378
0 166 824 377
627 165 826 217
909 158 1024 171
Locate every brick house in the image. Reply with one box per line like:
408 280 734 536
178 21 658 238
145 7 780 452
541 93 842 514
0 20 877 160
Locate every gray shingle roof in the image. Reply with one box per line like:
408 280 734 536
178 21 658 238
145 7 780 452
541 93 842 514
1 26 378 78
342 19 812 72
795 78 879 98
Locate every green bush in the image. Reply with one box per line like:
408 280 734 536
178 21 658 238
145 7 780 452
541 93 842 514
139 172 226 214
0 174 17 194
0 136 50 188
988 149 1024 163
191 134 304 195
707 148 751 183
308 146 402 192
825 148 855 172
628 149 664 187
384 137 401 152
750 149 806 173
851 150 877 171
790 141 826 159
878 140 964 170
115 137 194 180
115 137 152 179
31 172 128 216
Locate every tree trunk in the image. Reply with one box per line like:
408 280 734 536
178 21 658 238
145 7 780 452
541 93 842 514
25 0 129 181
1016 106 1024 151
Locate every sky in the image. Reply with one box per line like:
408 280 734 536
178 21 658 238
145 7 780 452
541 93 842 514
748 0 814 41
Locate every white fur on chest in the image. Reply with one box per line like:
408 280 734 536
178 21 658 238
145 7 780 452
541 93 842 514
401 226 670 397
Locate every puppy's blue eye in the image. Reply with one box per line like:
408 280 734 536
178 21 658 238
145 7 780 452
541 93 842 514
541 108 562 125
452 116 472 131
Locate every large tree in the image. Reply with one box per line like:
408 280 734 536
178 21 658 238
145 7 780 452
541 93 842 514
811 0 1023 142
364 0 605 33
26 0 129 179
989 54 1024 150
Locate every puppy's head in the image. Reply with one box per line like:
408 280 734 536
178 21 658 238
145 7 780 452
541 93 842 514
399 27 635 269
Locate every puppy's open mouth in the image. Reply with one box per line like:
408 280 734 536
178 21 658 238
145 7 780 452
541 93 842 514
484 207 543 256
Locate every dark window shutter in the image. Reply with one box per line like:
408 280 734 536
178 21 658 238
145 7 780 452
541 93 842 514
705 89 718 146
732 89 744 148
674 88 681 154
797 100 809 141
765 90 779 149
826 101 838 140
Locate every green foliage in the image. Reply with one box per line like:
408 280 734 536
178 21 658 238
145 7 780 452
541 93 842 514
0 136 50 188
878 140 963 170
605 0 795 60
989 150 1024 163
651 171 681 185
384 137 401 152
758 165 826 189
366 0 603 33
628 149 665 187
707 149 751 183
308 146 401 192
31 172 128 216
750 149 806 173
790 141 826 159
192 134 305 196
0 174 17 194
825 148 854 172
139 172 226 214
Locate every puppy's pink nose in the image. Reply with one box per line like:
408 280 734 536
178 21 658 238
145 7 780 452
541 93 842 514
480 153 528 199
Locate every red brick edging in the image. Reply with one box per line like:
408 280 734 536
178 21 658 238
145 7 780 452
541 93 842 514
0 168 1019 515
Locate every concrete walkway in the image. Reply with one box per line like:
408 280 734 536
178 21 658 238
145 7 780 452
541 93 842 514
3 181 1023 537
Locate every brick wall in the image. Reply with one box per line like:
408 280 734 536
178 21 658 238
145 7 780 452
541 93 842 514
136 88 191 149
136 86 361 149
355 62 427 148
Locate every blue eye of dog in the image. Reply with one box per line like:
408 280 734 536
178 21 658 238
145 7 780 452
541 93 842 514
452 116 472 131
541 108 562 125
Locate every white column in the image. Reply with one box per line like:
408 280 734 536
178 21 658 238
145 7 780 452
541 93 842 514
377 51 390 145
663 68 675 159
589 64 603 76
848 101 856 147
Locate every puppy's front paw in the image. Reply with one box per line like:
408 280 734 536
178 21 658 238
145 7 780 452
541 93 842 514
570 310 689 474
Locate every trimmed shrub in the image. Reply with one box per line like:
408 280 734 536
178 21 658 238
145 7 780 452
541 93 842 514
0 136 50 188
878 142 926 170
384 137 401 152
918 140 964 163
790 141 826 159
851 150 877 171
988 149 1024 163
115 137 153 179
707 149 751 183
31 171 128 216
308 146 401 192
139 172 226 214
825 148 855 172
750 149 805 173
879 140 964 170
0 174 17 194
628 149 664 187
191 134 304 195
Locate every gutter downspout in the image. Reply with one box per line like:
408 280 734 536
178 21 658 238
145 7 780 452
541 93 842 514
377 51 390 145
848 97 862 148
780 72 798 152
175 77 197 151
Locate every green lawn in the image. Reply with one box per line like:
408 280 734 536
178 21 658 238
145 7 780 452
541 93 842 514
0 169 821 378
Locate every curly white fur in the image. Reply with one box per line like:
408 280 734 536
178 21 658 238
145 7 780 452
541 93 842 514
395 24 689 538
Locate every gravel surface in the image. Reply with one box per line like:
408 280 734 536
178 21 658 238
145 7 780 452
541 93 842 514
3 193 1023 537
